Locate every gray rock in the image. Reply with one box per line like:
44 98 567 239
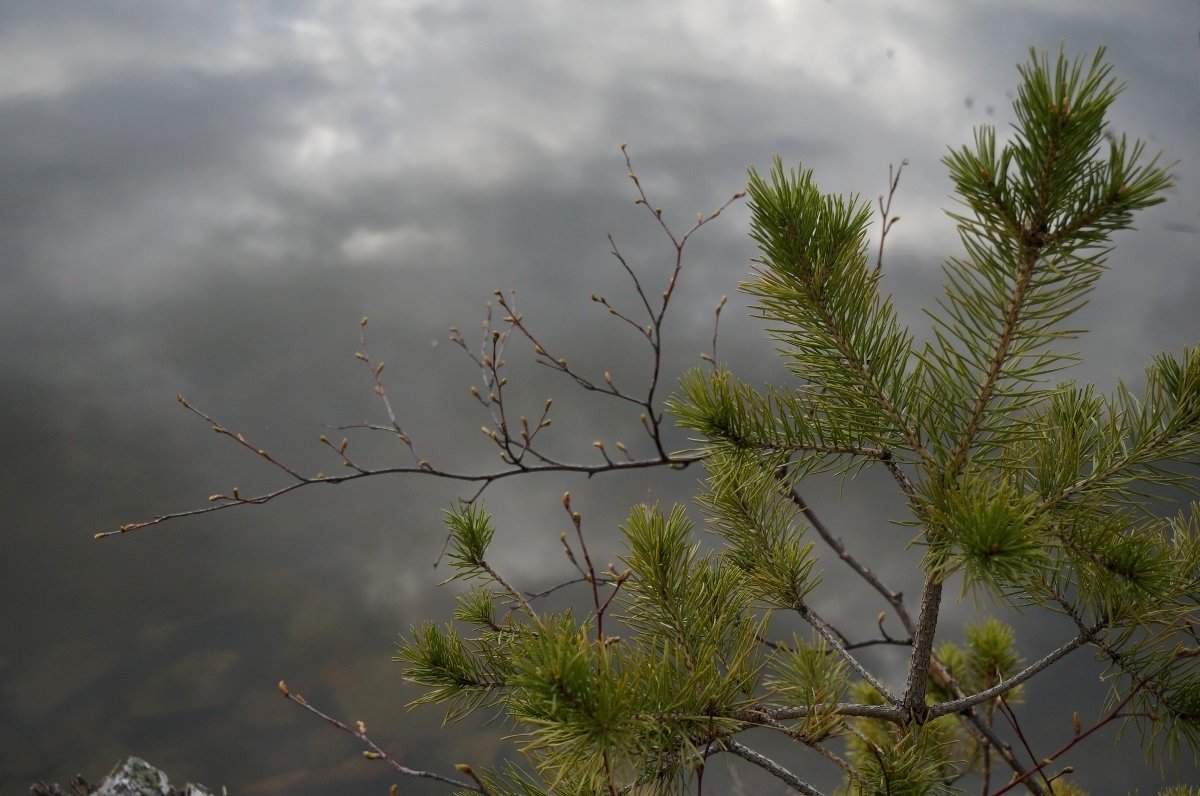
30 757 215 796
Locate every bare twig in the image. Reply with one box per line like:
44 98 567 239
96 402 701 538
276 680 486 793
801 605 902 707
700 294 728 368
356 316 419 460
875 159 907 274
927 622 1104 719
724 740 823 796
787 486 915 636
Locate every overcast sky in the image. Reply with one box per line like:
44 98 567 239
2 2 1198 794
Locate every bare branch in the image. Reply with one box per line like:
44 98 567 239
926 622 1104 720
724 740 823 796
276 680 485 793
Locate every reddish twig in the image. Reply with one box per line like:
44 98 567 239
875 159 907 274
276 680 488 794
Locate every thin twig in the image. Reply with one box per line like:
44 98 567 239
724 740 823 796
802 605 902 707
875 159 907 274
276 680 485 793
787 486 915 636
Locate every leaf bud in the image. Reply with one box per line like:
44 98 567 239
562 491 571 509
360 316 369 327
277 680 289 696
363 751 382 760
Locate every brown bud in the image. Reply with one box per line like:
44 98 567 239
277 680 289 696
562 491 571 509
